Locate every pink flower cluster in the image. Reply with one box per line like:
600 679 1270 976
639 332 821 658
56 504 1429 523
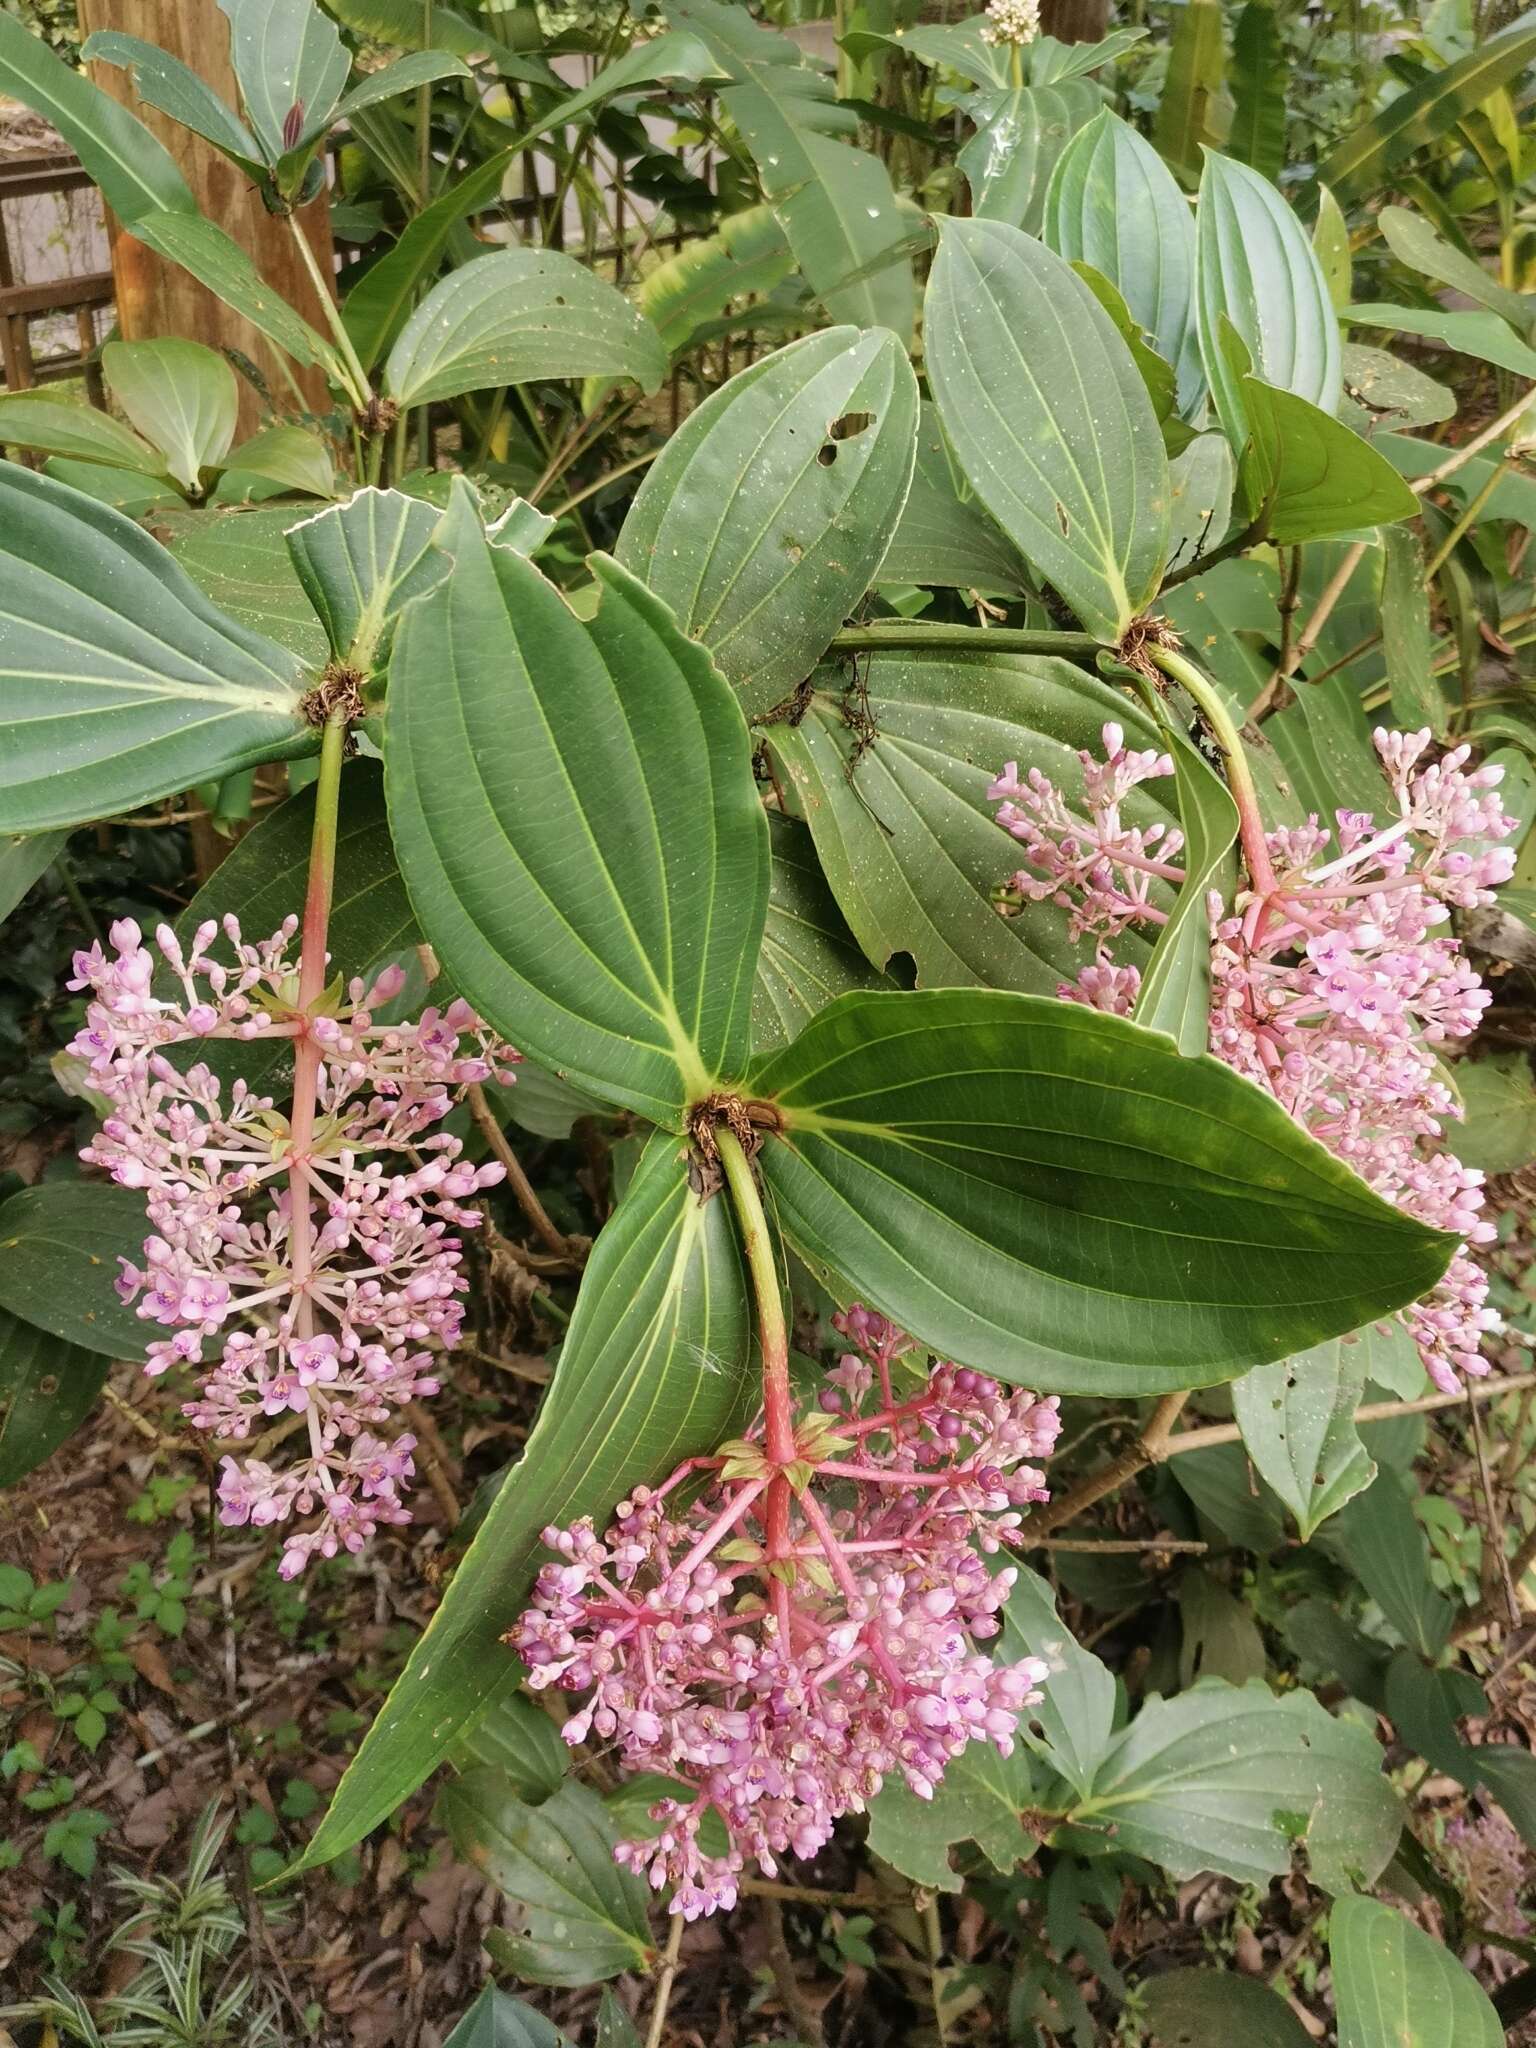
511 1307 1060 1918
69 916 517 1577
990 725 1517 1393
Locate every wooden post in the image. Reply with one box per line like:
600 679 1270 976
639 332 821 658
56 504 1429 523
1041 0 1109 43
76 0 338 433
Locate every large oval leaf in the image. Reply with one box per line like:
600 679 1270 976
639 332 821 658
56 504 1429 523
925 216 1169 644
1043 109 1204 415
1139 1970 1312 2048
386 529 769 1127
103 339 238 493
0 463 313 831
752 815 889 1053
0 1309 109 1489
748 988 1455 1393
0 1182 150 1359
617 329 919 721
290 1133 754 1877
1196 151 1342 447
383 250 667 411
959 81 1101 236
1330 1896 1502 2048
763 647 1177 992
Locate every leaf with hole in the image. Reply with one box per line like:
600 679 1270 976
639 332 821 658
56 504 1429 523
0 1310 110 1489
762 647 1177 994
1044 110 1204 415
1058 1681 1401 1891
103 339 238 493
382 250 667 412
386 530 768 1127
617 328 918 721
290 1134 752 1877
1232 1337 1376 1540
926 216 1169 643
1330 1895 1502 2048
748 988 1455 1393
0 463 313 833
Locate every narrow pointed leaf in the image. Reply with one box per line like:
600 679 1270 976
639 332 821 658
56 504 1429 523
80 33 265 180
617 329 918 720
131 211 340 375
289 1135 753 1877
926 216 1169 644
877 403 1028 594
1131 712 1237 1054
1197 151 1342 455
0 395 167 477
386 533 769 1127
334 51 472 124
1044 110 1204 415
103 340 238 493
285 487 446 669
1345 300 1536 380
749 988 1455 1393
1379 204 1533 338
0 12 195 224
0 1182 150 1359
763 648 1177 993
1153 0 1225 184
0 463 312 832
217 0 349 160
1232 1337 1376 1540
383 249 666 411
0 1311 110 1488
1330 1896 1502 2048
1229 1 1286 180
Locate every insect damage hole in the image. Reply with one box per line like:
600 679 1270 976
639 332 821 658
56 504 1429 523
817 409 877 465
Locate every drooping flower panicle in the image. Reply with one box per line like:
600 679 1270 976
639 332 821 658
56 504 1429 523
511 1306 1060 1918
989 724 1517 1394
70 916 516 1577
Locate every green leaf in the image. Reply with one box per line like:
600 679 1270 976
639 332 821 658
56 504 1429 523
0 12 195 224
285 486 446 670
959 81 1101 237
1378 204 1533 339
1265 644 1386 827
1153 0 1225 185
1466 1744 1536 1854
80 33 265 182
333 51 472 125
103 340 238 493
1232 1338 1376 1541
762 647 1177 993
0 1310 109 1489
217 0 349 162
877 402 1028 595
340 32 720 372
1383 1650 1485 1777
1453 1051 1536 1174
841 19 1007 90
1139 1969 1313 2047
623 203 793 365
0 463 312 832
451 1692 570 1804
1177 1567 1267 1686
866 1742 1033 1892
1228 2 1285 180
40 458 180 518
158 504 328 667
1236 360 1420 545
617 329 918 721
0 1183 150 1360
131 211 341 377
382 250 666 411
0 829 67 922
1174 1440 1288 1552
665 0 915 339
290 1135 752 1877
594 1989 641 2048
225 424 334 500
444 1775 652 1987
1330 1895 1502 2048
1132 711 1238 1055
442 1986 570 2048
0 394 167 478
999 1566 1115 1798
1345 300 1536 381
1197 152 1342 457
387 533 768 1127
748 988 1455 1394
1044 110 1203 416
1318 21 1536 204
1339 344 1456 435
926 216 1169 644
1331 1470 1455 1658
1061 1682 1401 1892
753 816 889 1054
1379 525 1447 737
1312 184 1352 311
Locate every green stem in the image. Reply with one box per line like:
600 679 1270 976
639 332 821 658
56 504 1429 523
716 1127 793 1469
1150 644 1278 898
286 213 372 413
1423 457 1508 582
830 622 1100 658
